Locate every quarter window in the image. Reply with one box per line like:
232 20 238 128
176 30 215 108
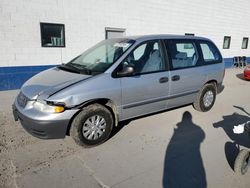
121 41 165 74
165 40 198 69
223 36 231 49
200 42 220 63
242 37 248 49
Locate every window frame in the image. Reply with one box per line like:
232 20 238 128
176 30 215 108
197 40 223 65
40 22 66 48
223 36 231 49
112 39 168 78
164 39 200 71
242 37 249 49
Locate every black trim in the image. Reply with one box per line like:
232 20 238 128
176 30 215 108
185 33 195 36
40 22 66 48
160 39 170 71
123 90 199 109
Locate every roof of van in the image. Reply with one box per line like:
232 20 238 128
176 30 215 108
120 34 210 41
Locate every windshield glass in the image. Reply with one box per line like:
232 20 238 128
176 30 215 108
65 38 135 74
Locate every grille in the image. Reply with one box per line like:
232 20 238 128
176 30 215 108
17 92 29 108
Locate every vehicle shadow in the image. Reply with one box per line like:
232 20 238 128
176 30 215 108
162 111 207 188
109 104 191 139
109 120 131 138
213 110 250 170
236 73 246 81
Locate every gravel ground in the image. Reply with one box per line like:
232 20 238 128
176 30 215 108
0 68 250 188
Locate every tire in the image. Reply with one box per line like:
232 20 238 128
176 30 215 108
70 104 114 147
234 149 250 175
193 83 216 112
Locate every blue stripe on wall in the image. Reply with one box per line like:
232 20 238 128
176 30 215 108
0 57 249 91
0 65 55 91
224 57 250 68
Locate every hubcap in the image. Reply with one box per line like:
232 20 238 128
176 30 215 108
203 90 214 108
82 115 106 140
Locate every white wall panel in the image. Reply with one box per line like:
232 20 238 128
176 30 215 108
0 0 250 67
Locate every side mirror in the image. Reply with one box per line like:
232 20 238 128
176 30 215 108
117 65 134 77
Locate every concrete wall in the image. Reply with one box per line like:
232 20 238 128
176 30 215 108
0 0 250 90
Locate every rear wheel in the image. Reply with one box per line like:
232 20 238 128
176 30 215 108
234 149 250 175
70 104 114 147
193 83 216 112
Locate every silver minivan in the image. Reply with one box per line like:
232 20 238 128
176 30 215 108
13 35 225 146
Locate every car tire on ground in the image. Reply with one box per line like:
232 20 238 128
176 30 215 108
234 149 250 175
70 103 114 147
193 83 216 112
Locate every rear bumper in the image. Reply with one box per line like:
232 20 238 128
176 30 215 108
13 103 73 139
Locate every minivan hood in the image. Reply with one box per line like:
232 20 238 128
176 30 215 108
21 67 91 100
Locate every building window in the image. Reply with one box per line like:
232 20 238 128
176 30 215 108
242 37 248 49
40 23 65 47
105 27 125 39
223 36 231 49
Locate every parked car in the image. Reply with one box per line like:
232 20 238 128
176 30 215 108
244 65 250 80
13 35 225 146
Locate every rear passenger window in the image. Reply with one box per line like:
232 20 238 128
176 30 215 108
165 40 198 70
199 42 221 64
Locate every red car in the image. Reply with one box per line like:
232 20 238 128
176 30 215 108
244 65 250 80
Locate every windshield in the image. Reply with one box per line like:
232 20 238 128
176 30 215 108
64 38 135 75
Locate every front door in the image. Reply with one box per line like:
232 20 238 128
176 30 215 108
118 40 170 120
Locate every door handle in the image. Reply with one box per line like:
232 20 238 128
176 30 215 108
159 77 168 83
172 75 180 81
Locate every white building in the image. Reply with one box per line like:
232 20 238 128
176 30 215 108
0 0 249 90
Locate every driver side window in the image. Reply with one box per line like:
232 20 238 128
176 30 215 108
122 41 165 74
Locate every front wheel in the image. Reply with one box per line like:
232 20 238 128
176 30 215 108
234 149 250 175
193 83 216 112
70 104 114 147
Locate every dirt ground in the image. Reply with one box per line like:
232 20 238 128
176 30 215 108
0 96 81 187
0 68 250 188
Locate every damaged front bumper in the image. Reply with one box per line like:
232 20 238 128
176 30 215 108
12 97 79 139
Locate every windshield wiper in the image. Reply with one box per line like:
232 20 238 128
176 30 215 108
58 63 94 75
67 63 93 75
57 64 82 74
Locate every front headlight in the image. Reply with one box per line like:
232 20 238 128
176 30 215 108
31 100 65 113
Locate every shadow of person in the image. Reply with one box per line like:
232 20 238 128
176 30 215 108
162 111 207 188
213 112 250 170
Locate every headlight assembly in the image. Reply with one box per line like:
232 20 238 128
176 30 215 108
31 100 65 113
